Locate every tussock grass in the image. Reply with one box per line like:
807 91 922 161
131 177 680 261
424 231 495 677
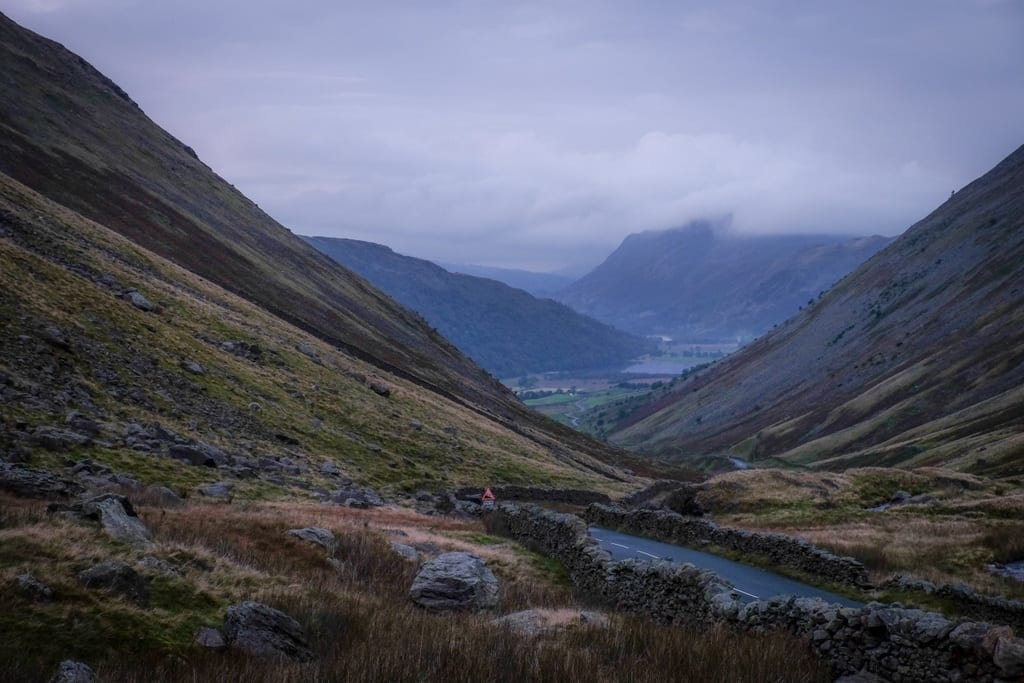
0 493 828 682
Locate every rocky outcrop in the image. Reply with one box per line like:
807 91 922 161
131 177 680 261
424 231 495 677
488 502 1024 683
0 462 83 498
16 571 54 601
329 484 385 508
222 601 313 661
409 552 499 612
78 561 149 606
586 504 869 588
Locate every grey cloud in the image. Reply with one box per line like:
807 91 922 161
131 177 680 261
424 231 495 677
4 0 1022 270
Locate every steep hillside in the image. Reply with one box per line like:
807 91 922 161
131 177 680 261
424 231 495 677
0 12 650 492
558 221 891 341
304 237 652 377
611 145 1024 477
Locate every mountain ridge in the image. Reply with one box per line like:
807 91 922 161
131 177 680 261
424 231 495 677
610 144 1024 476
558 221 892 341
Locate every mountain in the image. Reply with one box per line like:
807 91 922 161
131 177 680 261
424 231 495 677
304 237 653 377
0 11 659 492
440 262 575 298
558 221 892 341
609 145 1024 477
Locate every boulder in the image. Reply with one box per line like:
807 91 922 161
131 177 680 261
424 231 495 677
49 660 101 683
199 481 233 499
78 561 149 606
994 635 1024 678
663 484 705 517
180 359 205 375
168 442 227 467
194 626 227 650
409 552 499 612
390 542 419 563
16 571 54 601
223 601 313 661
319 461 341 476
287 527 336 553
81 494 151 546
1 463 83 499
123 290 154 311
145 485 184 507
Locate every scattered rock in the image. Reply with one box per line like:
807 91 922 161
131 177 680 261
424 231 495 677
492 609 547 636
78 561 149 606
223 601 313 661
491 608 609 636
16 571 54 601
123 290 155 311
329 485 385 508
0 463 83 499
391 542 419 563
199 481 233 499
32 426 91 451
409 552 499 612
833 671 888 683
368 381 390 397
180 359 205 375
319 461 341 476
287 527 336 553
168 442 227 467
295 342 318 359
40 325 71 351
194 626 227 650
137 555 183 577
81 494 151 546
49 660 101 683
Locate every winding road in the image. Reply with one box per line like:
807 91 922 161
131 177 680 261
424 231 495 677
590 526 863 608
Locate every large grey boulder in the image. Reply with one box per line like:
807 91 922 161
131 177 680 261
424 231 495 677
78 561 149 606
32 426 91 451
223 601 313 661
409 552 499 612
329 485 385 508
81 494 151 546
168 442 228 467
49 660 100 683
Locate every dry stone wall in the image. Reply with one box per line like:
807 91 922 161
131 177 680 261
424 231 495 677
487 502 1024 683
586 503 871 588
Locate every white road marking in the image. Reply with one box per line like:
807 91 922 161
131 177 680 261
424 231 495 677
636 550 661 559
733 588 761 599
610 542 630 549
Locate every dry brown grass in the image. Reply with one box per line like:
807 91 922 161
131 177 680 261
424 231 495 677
0 493 829 682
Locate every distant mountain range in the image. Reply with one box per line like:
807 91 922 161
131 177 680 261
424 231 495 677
610 145 1024 477
304 237 653 377
439 263 575 298
557 223 892 341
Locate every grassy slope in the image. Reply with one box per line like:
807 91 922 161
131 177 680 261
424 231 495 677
611 145 1024 477
0 173 631 495
0 11 640 479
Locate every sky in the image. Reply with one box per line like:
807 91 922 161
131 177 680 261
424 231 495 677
5 1 1023 272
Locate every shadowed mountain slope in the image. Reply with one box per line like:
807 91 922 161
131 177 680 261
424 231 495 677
610 146 1024 477
558 222 891 341
304 237 653 377
0 11 657 489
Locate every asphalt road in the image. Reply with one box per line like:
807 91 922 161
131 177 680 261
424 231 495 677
590 526 863 608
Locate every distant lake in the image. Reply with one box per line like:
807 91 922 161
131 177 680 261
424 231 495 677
624 360 699 375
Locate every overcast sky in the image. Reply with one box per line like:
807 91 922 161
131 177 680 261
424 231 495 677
6 1 1023 271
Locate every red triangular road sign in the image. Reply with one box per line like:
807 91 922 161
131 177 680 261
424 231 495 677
481 486 495 501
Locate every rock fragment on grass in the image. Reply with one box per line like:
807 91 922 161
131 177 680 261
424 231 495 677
81 494 151 546
49 660 101 683
287 527 336 553
16 571 54 601
78 561 150 606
